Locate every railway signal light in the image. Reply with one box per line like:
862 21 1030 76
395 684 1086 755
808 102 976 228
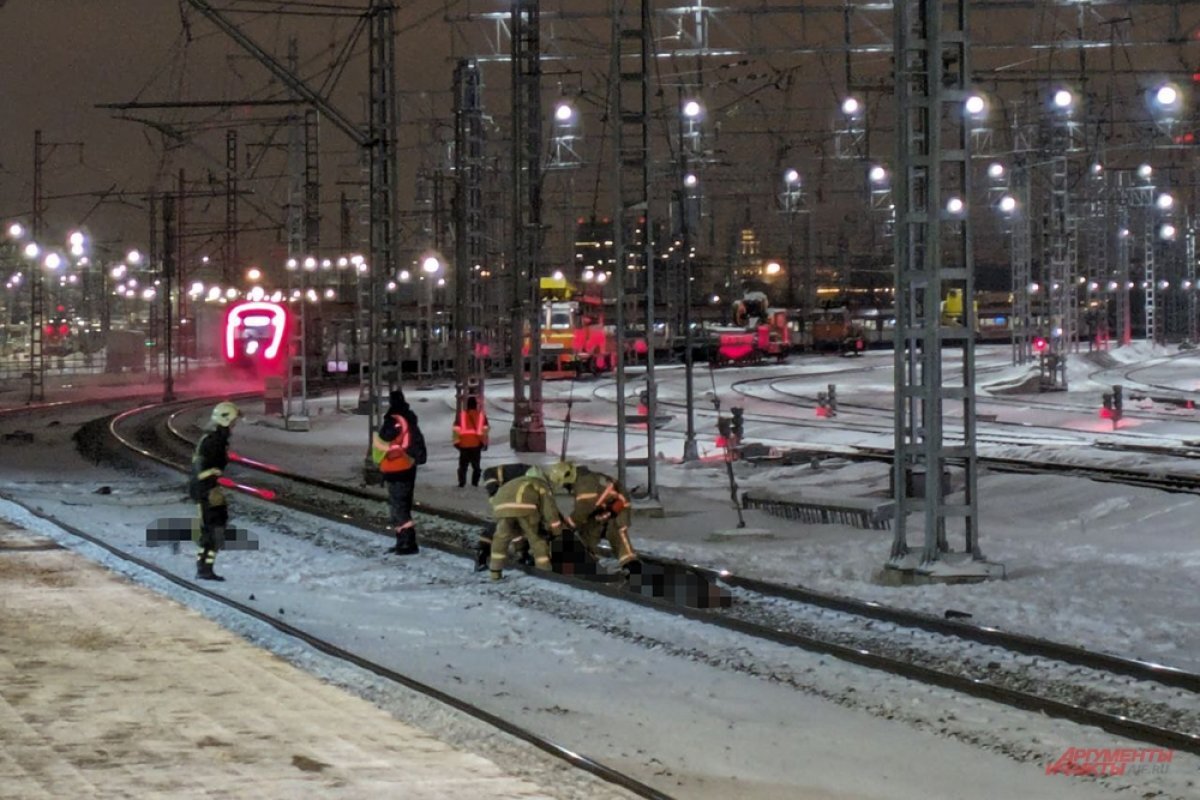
1101 392 1113 419
1033 336 1048 354
1111 384 1123 430
730 406 744 441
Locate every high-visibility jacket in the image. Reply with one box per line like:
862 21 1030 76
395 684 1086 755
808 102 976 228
373 413 414 473
490 476 563 536
452 408 489 449
570 467 630 526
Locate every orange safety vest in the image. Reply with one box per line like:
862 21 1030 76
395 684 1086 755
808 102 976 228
452 409 489 449
373 415 414 472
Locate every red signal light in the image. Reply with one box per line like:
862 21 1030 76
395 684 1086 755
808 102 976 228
1033 336 1048 353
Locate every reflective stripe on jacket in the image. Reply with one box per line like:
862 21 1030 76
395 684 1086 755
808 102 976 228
373 414 414 473
571 468 629 525
490 476 563 534
452 409 489 448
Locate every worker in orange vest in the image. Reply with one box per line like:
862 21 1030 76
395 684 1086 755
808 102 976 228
373 389 426 555
452 395 489 488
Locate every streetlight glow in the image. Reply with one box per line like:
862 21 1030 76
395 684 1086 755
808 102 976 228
1154 84 1180 109
43 252 62 270
999 195 1017 213
965 94 986 116
841 97 861 116
1052 88 1074 110
869 165 888 184
421 256 440 274
987 162 1005 180
247 267 262 282
554 101 575 123
682 100 702 118
946 196 965 215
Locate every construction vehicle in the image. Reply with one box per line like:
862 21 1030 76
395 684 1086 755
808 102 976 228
533 276 613 376
707 290 792 365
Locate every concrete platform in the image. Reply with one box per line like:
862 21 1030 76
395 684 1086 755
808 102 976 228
0 519 571 799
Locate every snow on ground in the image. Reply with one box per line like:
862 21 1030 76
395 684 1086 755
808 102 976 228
173 342 1200 674
2 345 1200 797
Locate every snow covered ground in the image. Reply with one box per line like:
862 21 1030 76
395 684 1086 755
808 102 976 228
199 342 1200 674
2 344 1199 798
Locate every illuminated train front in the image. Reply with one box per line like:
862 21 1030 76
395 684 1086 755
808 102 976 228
223 301 288 374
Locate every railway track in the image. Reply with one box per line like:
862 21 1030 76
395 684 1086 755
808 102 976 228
16 398 666 800
106 397 1200 759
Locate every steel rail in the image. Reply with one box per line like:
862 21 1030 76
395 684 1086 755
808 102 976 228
97 404 673 800
108 398 1200 759
146 397 1200 689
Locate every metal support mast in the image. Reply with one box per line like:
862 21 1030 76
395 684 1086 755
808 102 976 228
162 193 177 402
453 59 486 398
1010 154 1032 365
28 130 45 403
1144 195 1159 346
1046 118 1072 386
890 0 986 574
1188 216 1197 343
1083 162 1109 348
368 0 400 446
1115 199 1133 346
285 40 309 428
611 0 657 495
509 0 546 452
224 129 239 286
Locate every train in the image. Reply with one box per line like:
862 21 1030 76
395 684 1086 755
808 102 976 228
223 301 289 373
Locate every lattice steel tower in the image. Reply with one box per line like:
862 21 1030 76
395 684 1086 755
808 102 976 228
610 0 658 496
890 0 990 575
509 0 546 452
453 59 486 396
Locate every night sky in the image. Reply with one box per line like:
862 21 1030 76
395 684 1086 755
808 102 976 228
2 1 1196 285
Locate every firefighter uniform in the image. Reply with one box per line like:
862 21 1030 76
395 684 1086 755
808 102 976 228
488 471 563 579
189 402 240 581
474 463 536 571
551 463 639 569
452 397 489 488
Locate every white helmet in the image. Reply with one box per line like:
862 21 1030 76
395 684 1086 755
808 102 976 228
211 401 241 428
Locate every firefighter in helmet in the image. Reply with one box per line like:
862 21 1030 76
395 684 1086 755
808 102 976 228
487 465 563 580
473 462 536 571
548 461 640 574
188 401 240 581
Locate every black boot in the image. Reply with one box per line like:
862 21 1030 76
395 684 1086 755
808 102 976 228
474 541 490 572
196 561 225 582
392 527 419 555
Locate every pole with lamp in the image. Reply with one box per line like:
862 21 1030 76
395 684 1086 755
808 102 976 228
679 161 700 463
